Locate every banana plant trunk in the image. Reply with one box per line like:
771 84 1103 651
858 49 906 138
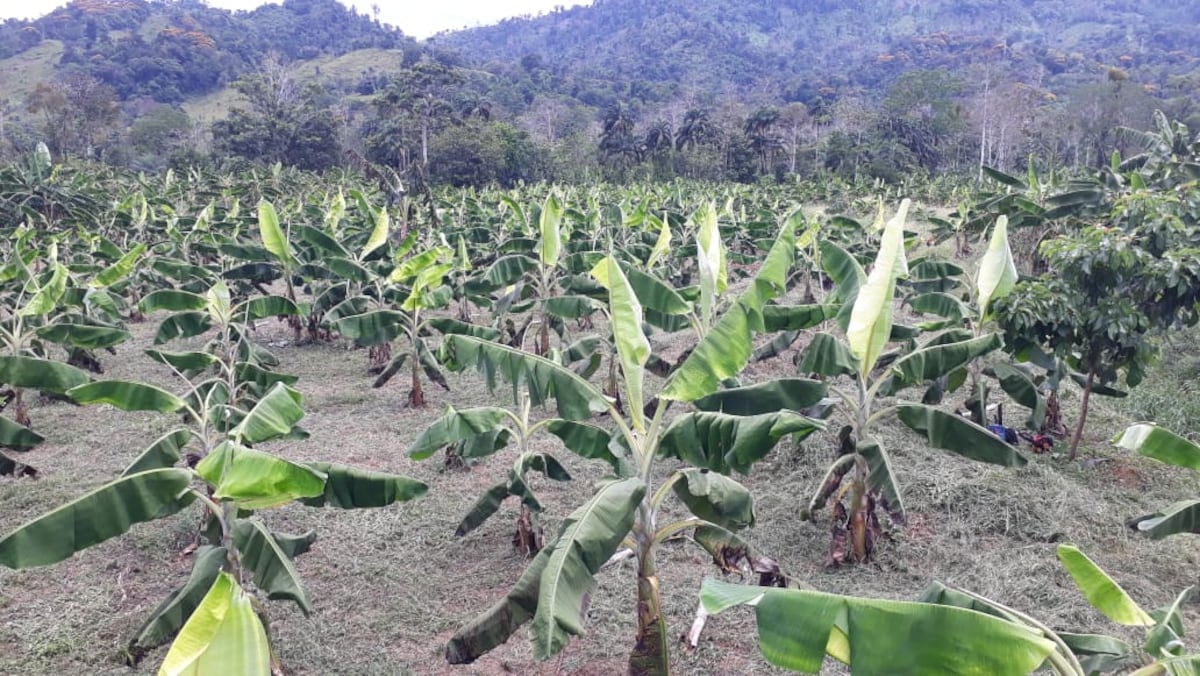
629 507 670 675
408 353 425 408
13 388 29 428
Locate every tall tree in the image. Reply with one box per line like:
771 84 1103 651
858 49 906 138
25 73 119 159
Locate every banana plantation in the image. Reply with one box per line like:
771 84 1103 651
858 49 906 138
2 118 1200 675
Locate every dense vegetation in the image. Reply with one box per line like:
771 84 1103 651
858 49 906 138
0 0 1198 188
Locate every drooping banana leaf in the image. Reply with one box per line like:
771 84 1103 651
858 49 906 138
298 462 427 508
232 519 311 615
0 468 195 569
895 404 1027 467
672 468 755 530
158 572 271 676
700 578 1056 675
659 411 824 475
693 379 827 416
69 380 186 413
446 538 557 664
530 477 644 660
407 406 510 460
441 335 611 421
0 355 91 393
127 545 228 657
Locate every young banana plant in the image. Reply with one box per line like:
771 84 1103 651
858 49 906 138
0 279 427 675
0 237 139 474
333 243 488 407
797 200 1027 564
438 220 827 675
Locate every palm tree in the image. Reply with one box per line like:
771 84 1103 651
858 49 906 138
744 106 782 174
599 102 639 164
674 108 715 150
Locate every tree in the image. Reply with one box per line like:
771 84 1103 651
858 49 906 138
25 73 119 159
743 106 782 174
996 185 1200 458
211 55 342 171
879 68 967 173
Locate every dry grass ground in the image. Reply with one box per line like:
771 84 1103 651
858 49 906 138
2 292 1199 674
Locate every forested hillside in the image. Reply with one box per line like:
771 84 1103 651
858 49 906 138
439 0 1200 102
0 0 1198 187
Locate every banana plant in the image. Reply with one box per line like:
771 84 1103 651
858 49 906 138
796 200 1027 564
920 544 1196 675
0 238 141 474
440 221 828 675
333 243 487 407
0 277 427 673
475 193 603 355
407 392 611 555
701 541 1196 675
902 215 1049 430
1114 424 1200 539
700 577 1057 675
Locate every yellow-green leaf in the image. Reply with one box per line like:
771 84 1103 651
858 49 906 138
591 256 650 430
257 201 292 266
360 203 389 259
847 199 909 377
1057 545 1154 626
975 215 1018 321
159 572 271 676
539 193 563 268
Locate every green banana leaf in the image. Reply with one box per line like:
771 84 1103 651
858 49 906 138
407 406 510 460
70 380 186 413
673 468 755 530
700 578 1055 675
445 538 557 664
530 477 645 660
122 428 196 476
1115 424 1200 471
0 415 44 451
298 462 428 508
441 335 611 421
659 411 824 475
693 379 827 416
0 468 194 568
592 256 650 429
230 382 305 445
895 404 1027 467
796 332 858 377
232 519 311 615
154 311 213 344
1057 544 1154 626
196 444 325 510
0 355 91 393
660 219 795 401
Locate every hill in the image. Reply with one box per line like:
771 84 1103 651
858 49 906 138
0 0 417 105
434 0 1200 113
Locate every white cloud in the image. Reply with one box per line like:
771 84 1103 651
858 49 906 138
1 1 592 39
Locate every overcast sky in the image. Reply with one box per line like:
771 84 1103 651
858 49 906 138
0 1 591 38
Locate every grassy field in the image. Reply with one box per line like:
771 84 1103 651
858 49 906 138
1 288 1199 674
